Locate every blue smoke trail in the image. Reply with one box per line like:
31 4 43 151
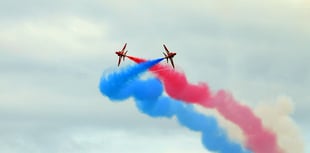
99 58 163 100
99 59 251 153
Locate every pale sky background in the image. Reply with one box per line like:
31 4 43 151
0 0 309 153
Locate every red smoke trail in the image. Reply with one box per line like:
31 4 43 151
128 56 212 106
127 56 283 153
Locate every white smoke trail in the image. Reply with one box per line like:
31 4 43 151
254 96 304 153
196 106 245 145
197 96 304 153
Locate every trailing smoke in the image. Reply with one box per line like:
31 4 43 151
99 59 251 153
127 56 283 153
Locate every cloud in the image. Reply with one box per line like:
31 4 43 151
0 0 309 152
0 15 111 60
0 126 209 153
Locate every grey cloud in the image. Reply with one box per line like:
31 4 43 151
0 126 209 153
1 0 309 152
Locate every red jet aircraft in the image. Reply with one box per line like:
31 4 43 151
162 44 177 68
115 43 128 66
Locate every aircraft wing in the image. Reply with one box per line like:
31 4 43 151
117 56 122 66
163 52 168 63
169 58 175 68
121 43 127 52
123 51 128 61
163 44 169 54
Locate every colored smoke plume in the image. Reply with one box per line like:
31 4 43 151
127 56 283 153
255 96 305 153
99 59 250 153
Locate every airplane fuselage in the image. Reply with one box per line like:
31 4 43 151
167 52 176 58
115 51 125 56
114 43 128 67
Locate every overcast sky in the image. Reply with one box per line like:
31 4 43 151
0 0 309 153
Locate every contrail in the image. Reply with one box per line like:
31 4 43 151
127 56 283 153
99 59 251 153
